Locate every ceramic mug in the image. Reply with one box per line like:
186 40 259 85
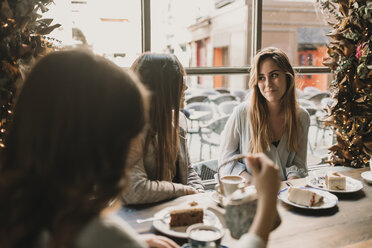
187 224 224 248
216 175 245 196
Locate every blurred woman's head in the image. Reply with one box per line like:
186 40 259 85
248 47 298 153
0 50 147 247
131 53 185 181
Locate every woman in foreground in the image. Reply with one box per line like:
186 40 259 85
219 47 310 182
0 50 178 248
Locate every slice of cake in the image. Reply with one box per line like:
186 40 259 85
288 187 323 207
169 208 204 227
325 172 346 190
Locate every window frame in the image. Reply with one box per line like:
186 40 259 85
141 0 331 76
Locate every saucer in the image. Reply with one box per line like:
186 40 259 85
361 171 372 183
181 244 228 248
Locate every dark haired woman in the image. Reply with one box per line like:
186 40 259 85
122 53 204 205
0 50 178 248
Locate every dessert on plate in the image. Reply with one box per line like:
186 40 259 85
169 208 204 227
288 187 323 207
325 171 346 190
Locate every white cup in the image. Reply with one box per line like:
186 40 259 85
215 175 245 196
187 224 224 248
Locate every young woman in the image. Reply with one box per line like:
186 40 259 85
219 47 310 181
122 53 204 205
0 50 178 248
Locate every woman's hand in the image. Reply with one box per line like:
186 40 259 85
140 234 180 248
184 186 198 195
248 153 280 201
239 170 253 185
246 153 280 242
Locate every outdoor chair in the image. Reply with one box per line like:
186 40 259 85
306 92 331 108
184 102 214 147
185 94 209 105
199 115 229 160
298 98 319 154
231 89 248 102
218 101 239 116
200 89 220 96
209 94 238 105
215 88 230 94
303 86 322 97
192 159 218 180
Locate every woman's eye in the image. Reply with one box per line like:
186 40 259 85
271 73 279 78
258 76 265 81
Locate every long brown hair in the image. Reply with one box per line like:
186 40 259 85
0 50 147 248
131 53 185 181
248 47 299 153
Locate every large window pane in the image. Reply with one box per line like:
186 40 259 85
45 0 141 67
151 0 251 68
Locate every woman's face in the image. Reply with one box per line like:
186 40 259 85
179 81 188 109
257 58 287 105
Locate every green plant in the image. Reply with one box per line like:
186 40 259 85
319 0 371 167
0 0 60 147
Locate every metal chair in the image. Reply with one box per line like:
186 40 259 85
193 159 218 180
209 94 238 105
218 101 239 116
199 115 229 160
231 89 248 102
306 92 331 108
215 88 230 94
303 86 322 97
185 95 209 105
184 102 214 147
298 98 318 154
192 159 218 190
200 89 220 96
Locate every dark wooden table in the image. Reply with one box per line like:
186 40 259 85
118 167 372 248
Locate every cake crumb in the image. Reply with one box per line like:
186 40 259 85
189 201 198 207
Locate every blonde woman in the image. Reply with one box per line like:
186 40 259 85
219 47 310 181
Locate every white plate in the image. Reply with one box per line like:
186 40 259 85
210 191 226 207
153 207 222 238
361 171 372 183
306 175 363 193
278 187 338 209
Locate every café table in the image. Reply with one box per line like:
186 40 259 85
118 167 372 248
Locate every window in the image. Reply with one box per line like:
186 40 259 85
46 0 141 67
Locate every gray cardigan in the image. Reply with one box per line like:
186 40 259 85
122 113 204 205
218 102 310 180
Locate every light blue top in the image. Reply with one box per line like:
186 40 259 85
218 102 310 180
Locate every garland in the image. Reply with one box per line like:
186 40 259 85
0 0 60 148
319 0 371 167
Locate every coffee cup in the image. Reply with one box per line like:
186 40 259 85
216 175 245 197
187 224 224 248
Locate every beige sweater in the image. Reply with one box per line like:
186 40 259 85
122 114 204 205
